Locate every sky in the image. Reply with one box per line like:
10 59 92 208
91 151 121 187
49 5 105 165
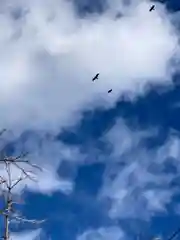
0 0 180 239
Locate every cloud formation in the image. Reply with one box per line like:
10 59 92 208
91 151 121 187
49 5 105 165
0 0 179 207
1 0 180 238
0 0 179 132
10 229 42 240
100 120 180 220
0 131 83 194
77 226 124 240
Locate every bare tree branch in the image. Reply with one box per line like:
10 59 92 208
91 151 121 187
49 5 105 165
12 215 46 225
0 129 44 239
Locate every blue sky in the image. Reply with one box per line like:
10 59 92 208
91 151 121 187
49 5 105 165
0 0 180 239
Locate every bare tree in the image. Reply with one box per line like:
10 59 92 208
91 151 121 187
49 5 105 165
0 130 45 240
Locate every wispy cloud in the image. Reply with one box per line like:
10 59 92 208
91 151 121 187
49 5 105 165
0 0 179 132
0 0 179 195
0 1 179 238
0 131 83 194
99 120 180 220
10 228 42 240
77 226 124 240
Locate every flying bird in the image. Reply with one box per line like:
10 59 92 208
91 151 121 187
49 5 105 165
92 73 99 81
149 5 155 11
108 89 112 93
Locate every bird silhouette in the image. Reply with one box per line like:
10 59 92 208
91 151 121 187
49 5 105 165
108 89 112 93
149 5 155 11
92 73 99 81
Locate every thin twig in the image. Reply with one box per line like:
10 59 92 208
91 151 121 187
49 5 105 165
0 154 43 238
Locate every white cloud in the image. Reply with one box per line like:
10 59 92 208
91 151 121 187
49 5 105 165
100 120 180 220
77 226 124 240
10 229 42 240
104 119 157 158
0 0 179 195
0 131 83 194
157 133 180 160
0 0 178 132
27 167 73 195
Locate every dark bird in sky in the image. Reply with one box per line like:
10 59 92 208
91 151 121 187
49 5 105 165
149 5 155 11
92 73 99 81
108 89 112 93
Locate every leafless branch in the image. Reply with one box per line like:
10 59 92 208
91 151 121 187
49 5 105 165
0 129 44 239
12 215 46 225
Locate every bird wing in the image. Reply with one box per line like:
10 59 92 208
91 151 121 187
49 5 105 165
150 5 154 11
92 74 99 80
